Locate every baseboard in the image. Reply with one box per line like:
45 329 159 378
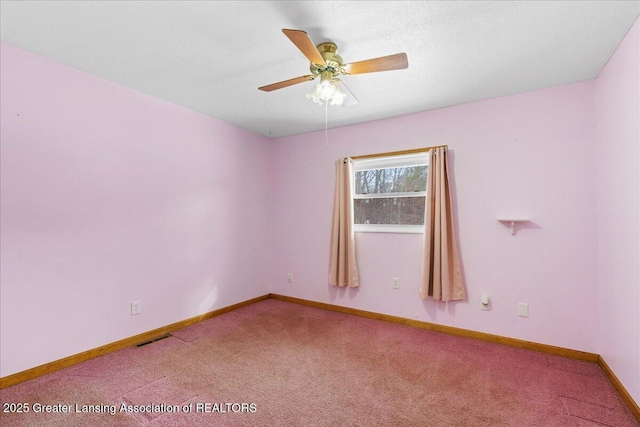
598 355 640 423
270 294 599 362
0 294 269 389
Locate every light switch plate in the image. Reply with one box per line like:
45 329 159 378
518 303 529 317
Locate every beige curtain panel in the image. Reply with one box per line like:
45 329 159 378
328 158 360 287
420 147 466 301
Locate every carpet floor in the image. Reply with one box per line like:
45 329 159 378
1 299 638 426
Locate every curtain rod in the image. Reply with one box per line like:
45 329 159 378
350 145 448 161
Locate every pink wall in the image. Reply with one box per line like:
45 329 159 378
0 42 272 377
270 81 600 354
595 17 640 404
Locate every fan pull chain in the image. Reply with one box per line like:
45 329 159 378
325 99 329 146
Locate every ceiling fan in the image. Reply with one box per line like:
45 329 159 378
259 29 409 106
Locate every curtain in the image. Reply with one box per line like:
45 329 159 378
328 158 360 287
420 147 466 301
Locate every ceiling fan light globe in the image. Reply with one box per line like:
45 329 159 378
306 91 323 105
307 79 347 106
317 80 337 100
330 88 346 106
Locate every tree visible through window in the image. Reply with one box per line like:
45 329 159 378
353 153 429 233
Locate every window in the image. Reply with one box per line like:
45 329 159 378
353 152 429 233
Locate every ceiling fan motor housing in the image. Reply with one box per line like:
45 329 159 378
310 42 344 77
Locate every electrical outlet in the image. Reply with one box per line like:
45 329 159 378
518 303 529 317
288 273 293 283
131 301 141 315
392 277 400 289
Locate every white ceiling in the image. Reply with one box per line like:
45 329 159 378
1 1 638 139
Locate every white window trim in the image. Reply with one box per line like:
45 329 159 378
352 152 429 234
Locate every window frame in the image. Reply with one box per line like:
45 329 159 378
352 152 430 234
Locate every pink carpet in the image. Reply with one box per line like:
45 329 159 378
1 299 637 426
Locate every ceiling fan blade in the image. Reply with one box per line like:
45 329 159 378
259 75 316 92
343 52 408 75
282 29 326 65
334 79 359 107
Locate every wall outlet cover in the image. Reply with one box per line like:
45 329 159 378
131 301 141 315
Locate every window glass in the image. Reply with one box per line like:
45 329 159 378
354 165 428 195
353 153 428 233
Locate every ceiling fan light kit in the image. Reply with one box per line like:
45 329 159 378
259 29 408 107
306 71 347 106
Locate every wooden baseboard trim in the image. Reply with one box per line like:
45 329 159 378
0 294 269 389
598 355 640 422
269 294 599 362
